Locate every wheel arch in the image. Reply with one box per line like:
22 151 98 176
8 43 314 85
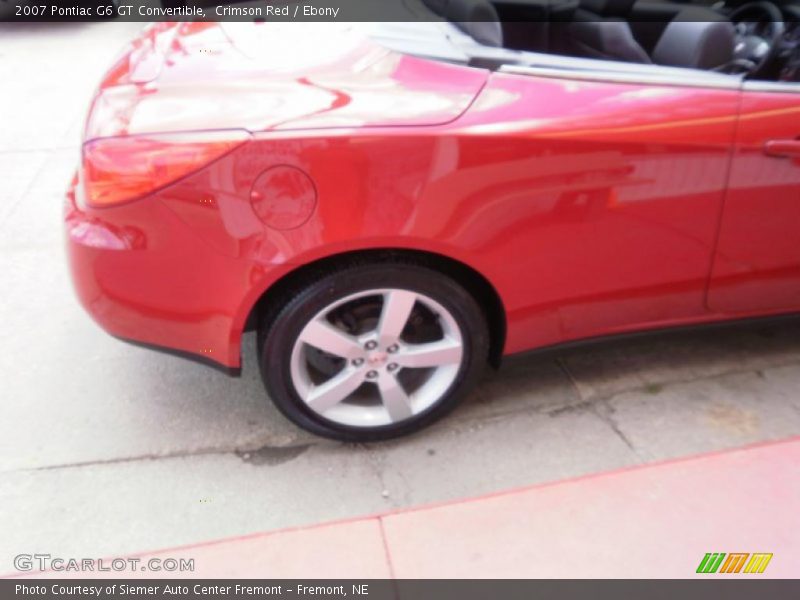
241 248 507 368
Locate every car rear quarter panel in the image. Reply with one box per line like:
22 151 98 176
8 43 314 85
152 71 740 363
69 65 741 369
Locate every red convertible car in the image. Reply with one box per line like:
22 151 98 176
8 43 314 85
66 0 800 440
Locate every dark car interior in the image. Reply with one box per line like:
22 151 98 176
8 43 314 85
423 0 800 81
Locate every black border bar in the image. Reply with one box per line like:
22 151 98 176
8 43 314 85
4 0 797 23
3 580 800 600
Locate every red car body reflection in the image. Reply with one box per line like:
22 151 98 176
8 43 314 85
66 22 800 374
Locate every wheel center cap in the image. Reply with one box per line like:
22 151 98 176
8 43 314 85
368 352 388 366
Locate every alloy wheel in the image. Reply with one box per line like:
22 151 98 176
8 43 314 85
289 289 464 428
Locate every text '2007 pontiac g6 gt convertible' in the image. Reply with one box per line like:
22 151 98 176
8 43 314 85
66 0 800 440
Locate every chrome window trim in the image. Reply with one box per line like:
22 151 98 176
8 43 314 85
742 80 800 93
500 64 742 90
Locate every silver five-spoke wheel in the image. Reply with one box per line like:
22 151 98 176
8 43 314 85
290 289 464 428
259 262 488 440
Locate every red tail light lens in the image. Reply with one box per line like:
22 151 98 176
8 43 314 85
82 133 248 208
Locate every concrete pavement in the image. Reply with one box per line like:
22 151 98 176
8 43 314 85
1 22 800 576
13 437 800 579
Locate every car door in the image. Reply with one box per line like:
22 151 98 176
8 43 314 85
708 81 800 314
436 65 741 353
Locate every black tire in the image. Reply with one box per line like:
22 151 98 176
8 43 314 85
258 261 489 441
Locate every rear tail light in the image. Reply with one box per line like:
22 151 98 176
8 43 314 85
82 132 248 208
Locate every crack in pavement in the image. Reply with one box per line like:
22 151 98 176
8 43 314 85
590 399 640 456
357 443 397 505
235 443 312 466
556 355 800 405
556 356 643 459
548 354 800 460
3 441 324 475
